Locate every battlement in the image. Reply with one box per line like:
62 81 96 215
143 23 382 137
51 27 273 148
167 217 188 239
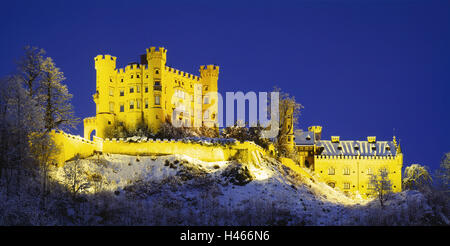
94 54 117 70
83 117 96 124
315 154 398 160
146 46 167 60
165 66 200 81
199 65 220 78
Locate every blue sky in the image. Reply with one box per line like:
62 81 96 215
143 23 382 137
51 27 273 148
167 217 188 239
1 0 449 171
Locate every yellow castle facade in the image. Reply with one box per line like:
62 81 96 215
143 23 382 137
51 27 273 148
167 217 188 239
292 126 403 197
83 47 219 139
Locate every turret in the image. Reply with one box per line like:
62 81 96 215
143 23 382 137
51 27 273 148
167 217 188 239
308 125 322 141
146 47 167 70
199 65 219 92
199 65 219 127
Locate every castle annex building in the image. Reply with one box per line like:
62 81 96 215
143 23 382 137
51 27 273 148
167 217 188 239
293 126 403 197
83 47 219 139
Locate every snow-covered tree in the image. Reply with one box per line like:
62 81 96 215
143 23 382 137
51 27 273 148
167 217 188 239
435 152 450 192
271 87 303 158
62 154 90 199
40 58 79 132
368 168 393 208
403 164 433 191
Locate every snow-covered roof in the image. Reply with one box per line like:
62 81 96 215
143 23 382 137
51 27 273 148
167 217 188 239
294 131 315 145
317 140 397 156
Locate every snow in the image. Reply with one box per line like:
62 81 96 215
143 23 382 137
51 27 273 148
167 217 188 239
47 153 445 226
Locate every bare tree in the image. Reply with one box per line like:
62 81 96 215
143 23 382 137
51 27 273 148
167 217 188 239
62 154 90 199
40 58 79 132
271 87 303 158
368 168 393 208
436 152 450 193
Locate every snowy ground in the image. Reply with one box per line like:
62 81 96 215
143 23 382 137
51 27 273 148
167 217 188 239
49 153 441 226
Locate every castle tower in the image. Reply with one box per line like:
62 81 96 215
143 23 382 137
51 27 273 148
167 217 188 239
146 47 167 132
199 65 219 127
92 54 117 138
280 104 295 152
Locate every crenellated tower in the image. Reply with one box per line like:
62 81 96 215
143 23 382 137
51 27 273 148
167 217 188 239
199 65 219 127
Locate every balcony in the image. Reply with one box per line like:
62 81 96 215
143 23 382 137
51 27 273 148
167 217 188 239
153 85 162 91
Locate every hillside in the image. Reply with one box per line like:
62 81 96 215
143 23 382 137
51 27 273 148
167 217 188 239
46 153 444 226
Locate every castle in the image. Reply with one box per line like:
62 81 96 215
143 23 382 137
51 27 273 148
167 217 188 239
83 47 219 140
50 45 402 199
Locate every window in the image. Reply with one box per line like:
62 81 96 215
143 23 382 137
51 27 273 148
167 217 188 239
367 168 373 175
137 100 140 109
121 78 123 83
109 102 114 112
120 90 124 96
146 75 149 78
154 81 161 86
204 96 209 104
327 182 335 188
129 100 134 109
109 87 114 96
137 74 140 78
344 182 350 189
110 78 113 82
145 99 148 109
205 86 208 91
328 167 335 175
155 95 160 105
145 86 148 93
155 69 159 74
204 109 209 120
343 168 350 175
137 85 140 93
130 87 134 93
120 103 124 112
131 75 133 79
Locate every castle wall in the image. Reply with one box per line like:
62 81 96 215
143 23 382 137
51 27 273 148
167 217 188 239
51 132 265 166
50 130 102 166
314 154 402 198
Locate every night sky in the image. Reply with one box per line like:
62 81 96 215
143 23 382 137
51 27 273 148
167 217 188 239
1 0 449 171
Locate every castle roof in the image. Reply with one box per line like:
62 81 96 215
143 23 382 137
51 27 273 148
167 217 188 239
317 140 397 156
294 131 315 145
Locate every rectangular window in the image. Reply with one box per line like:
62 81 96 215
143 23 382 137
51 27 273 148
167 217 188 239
145 99 148 109
155 96 160 105
121 78 123 83
145 86 148 93
344 168 350 175
137 100 140 109
129 100 134 109
109 87 114 96
120 90 124 96
344 182 350 189
130 87 134 93
137 74 140 78
109 102 114 112
204 109 209 120
367 168 373 175
120 103 124 112
131 75 133 79
328 168 335 175
137 85 140 93
154 80 161 86
204 96 209 104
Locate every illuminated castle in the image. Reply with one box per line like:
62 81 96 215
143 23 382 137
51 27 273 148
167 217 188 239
291 126 403 197
83 47 219 139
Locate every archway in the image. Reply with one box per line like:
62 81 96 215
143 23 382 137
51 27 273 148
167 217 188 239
89 129 96 141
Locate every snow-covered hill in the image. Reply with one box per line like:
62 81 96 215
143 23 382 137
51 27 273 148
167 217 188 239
49 153 444 226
